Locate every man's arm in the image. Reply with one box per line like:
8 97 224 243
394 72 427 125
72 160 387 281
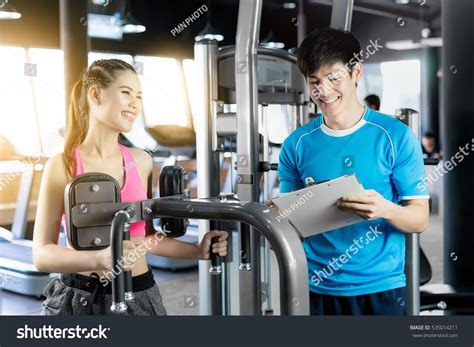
387 199 429 233
337 122 431 234
337 190 429 233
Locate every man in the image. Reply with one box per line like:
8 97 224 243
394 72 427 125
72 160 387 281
421 131 441 159
364 94 381 110
278 28 429 315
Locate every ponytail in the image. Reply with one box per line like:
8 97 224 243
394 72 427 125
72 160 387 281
62 78 89 178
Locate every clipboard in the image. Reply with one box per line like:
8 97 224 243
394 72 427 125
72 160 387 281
271 174 365 238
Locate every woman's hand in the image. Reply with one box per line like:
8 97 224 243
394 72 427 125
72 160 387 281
336 189 397 221
95 240 140 271
198 230 228 260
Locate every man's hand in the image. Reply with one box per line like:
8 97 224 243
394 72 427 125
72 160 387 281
337 189 398 221
198 230 228 260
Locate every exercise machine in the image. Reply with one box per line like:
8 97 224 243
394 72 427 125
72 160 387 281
395 108 423 315
118 133 199 271
395 108 474 315
193 0 313 316
395 110 474 314
0 164 58 297
62 168 309 315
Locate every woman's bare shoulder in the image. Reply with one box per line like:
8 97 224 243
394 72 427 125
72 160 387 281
43 153 69 187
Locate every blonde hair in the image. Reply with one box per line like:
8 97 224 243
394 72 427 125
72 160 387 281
62 59 136 177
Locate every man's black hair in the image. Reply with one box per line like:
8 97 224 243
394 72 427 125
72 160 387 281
423 131 436 139
364 94 381 110
297 27 361 78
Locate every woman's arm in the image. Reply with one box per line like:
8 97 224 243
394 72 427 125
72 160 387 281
144 231 227 260
133 149 228 260
145 236 200 259
32 154 110 273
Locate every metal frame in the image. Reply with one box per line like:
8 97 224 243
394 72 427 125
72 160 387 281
395 108 422 316
330 0 354 30
193 0 312 315
11 165 35 239
194 40 223 315
406 232 421 315
0 164 57 298
68 193 310 315
235 0 263 316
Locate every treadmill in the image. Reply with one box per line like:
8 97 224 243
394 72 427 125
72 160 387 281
0 164 57 298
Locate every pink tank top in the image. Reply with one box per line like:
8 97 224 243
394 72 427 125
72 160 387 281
62 144 147 241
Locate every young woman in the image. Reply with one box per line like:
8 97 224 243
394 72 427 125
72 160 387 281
32 59 228 315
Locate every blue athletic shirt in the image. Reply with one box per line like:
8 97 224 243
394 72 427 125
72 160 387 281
278 107 429 296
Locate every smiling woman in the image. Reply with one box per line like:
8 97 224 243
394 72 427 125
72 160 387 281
61 59 142 177
31 58 228 316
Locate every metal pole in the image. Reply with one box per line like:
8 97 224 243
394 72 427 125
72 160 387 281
194 40 221 315
262 106 272 312
11 165 35 240
151 197 309 315
60 0 89 123
235 0 263 315
406 233 420 315
330 0 354 31
297 0 308 47
395 109 422 316
408 112 421 316
420 48 440 138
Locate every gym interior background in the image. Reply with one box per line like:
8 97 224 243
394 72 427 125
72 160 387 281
0 0 473 317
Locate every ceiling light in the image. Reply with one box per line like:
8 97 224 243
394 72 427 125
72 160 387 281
261 31 285 49
195 22 224 42
421 28 431 39
92 0 109 5
283 2 297 9
0 2 22 20
385 40 422 50
121 12 146 34
420 37 443 47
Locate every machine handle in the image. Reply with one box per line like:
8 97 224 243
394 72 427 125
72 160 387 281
110 211 128 314
239 223 252 271
209 236 223 275
123 223 134 301
423 158 440 166
258 161 278 172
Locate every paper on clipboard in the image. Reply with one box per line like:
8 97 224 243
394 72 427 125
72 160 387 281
271 174 365 238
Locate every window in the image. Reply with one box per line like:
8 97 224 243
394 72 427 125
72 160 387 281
183 58 198 125
136 55 191 128
0 46 66 157
379 60 421 114
357 62 383 103
28 48 66 157
0 46 195 157
357 60 421 115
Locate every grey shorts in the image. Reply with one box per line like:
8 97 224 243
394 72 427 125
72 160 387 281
39 268 167 316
